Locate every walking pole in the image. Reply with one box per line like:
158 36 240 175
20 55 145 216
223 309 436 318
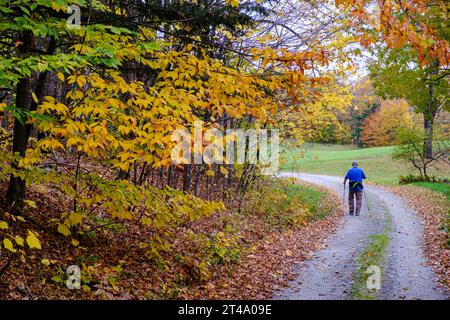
343 183 346 211
343 183 345 199
363 187 370 212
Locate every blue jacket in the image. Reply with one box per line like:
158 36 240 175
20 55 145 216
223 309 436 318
345 167 366 191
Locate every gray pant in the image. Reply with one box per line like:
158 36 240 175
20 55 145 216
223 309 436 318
348 189 363 215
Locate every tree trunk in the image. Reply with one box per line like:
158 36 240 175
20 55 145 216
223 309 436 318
5 32 34 214
423 61 440 159
182 164 191 192
5 33 57 214
423 115 434 159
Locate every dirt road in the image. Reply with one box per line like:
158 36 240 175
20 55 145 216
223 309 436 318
273 173 449 300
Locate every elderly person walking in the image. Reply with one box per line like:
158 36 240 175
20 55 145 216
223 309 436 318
343 161 366 216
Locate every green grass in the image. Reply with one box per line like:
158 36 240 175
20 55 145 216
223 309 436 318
410 182 450 201
284 183 326 220
241 178 331 228
280 143 450 185
350 234 390 300
350 210 392 300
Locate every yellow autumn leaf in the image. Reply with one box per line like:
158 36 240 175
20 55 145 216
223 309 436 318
3 238 16 253
57 223 71 236
67 137 79 146
69 212 83 225
41 258 51 266
32 92 39 103
26 231 42 249
15 236 24 247
76 75 86 88
0 221 8 229
25 200 37 208
227 0 240 7
220 166 229 176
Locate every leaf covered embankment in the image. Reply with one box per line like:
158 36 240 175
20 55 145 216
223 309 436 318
184 177 344 299
0 177 343 299
386 185 450 289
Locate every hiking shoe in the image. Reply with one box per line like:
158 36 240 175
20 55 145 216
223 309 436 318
349 212 354 216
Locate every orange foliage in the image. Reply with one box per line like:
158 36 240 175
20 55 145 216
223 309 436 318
361 99 413 146
336 0 450 66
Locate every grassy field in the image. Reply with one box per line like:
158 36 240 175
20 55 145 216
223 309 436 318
410 182 450 201
280 143 450 185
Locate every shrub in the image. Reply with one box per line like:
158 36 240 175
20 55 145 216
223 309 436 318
393 126 449 178
398 174 440 184
241 177 328 228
